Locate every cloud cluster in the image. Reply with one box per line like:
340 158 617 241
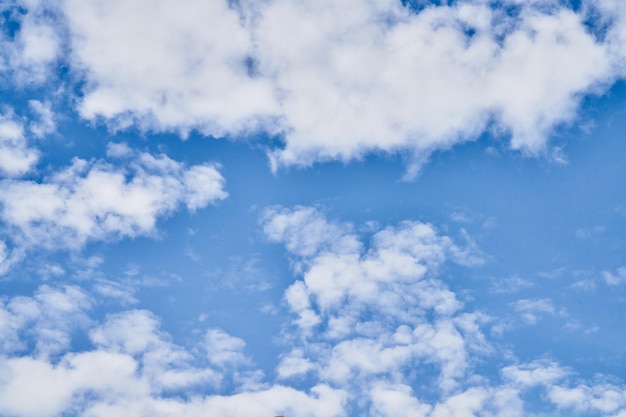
263 206 490 398
0 145 227 250
6 0 620 171
0 284 347 417
262 206 626 417
0 284 91 357
0 209 625 416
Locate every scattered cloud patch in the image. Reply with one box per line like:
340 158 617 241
0 109 39 177
513 298 556 325
0 286 348 417
0 2 61 84
0 147 227 251
603 267 626 285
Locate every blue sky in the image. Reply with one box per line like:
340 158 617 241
1 0 626 416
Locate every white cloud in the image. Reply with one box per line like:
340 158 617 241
92 279 138 305
261 206 626 417
503 361 626 415
90 309 221 392
603 267 626 285
0 147 227 250
370 383 432 417
1 212 626 416
0 292 348 417
203 328 249 367
277 348 315 379
512 298 556 325
502 360 568 387
63 0 279 136
256 0 612 169
0 2 61 84
490 275 534 294
262 205 360 259
0 110 39 177
3 1 620 172
262 206 487 394
28 100 56 138
0 285 92 357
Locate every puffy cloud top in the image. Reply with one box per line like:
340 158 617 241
3 0 624 171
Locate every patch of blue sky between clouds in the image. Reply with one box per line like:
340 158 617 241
0 0 626 417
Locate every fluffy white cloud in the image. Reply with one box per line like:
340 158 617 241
0 110 39 177
9 0 616 172
262 206 626 417
255 0 612 169
63 0 279 136
504 361 626 415
263 206 488 396
0 285 91 357
1 212 626 417
28 100 56 138
90 310 221 392
0 146 227 249
0 1 61 84
0 288 348 417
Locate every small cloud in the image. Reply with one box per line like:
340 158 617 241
576 226 605 240
38 263 65 279
513 298 556 325
450 211 470 224
28 100 55 138
185 246 199 261
259 303 278 315
491 275 534 294
482 217 497 230
570 278 596 292
277 349 315 379
549 146 568 165
92 279 138 305
203 328 249 367
603 267 626 285
106 142 133 158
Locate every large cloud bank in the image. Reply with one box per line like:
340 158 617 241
3 0 625 169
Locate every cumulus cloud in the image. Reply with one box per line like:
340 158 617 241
63 0 279 136
0 1 61 84
1 211 626 417
28 100 56 138
263 206 488 395
0 285 91 357
10 0 617 173
504 360 626 415
0 286 348 417
262 206 626 416
0 146 227 250
256 0 612 168
0 110 39 177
